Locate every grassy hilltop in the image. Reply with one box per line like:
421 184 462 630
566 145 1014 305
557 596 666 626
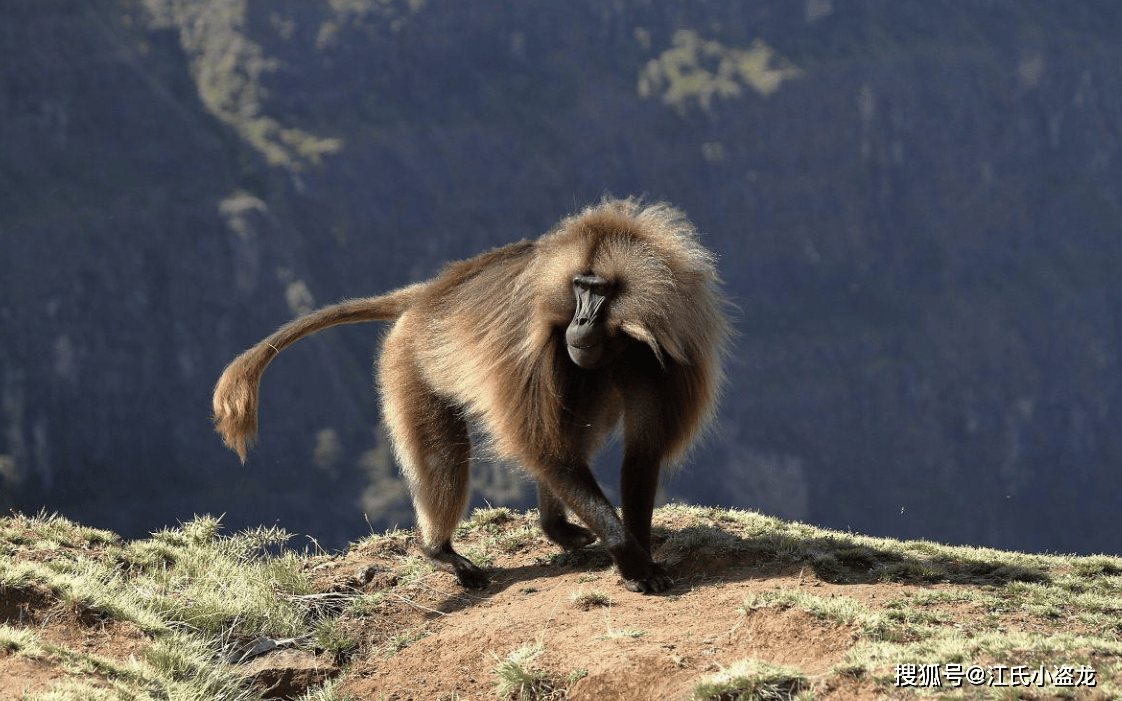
1 506 1121 700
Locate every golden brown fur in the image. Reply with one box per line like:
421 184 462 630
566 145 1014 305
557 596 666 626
212 198 732 592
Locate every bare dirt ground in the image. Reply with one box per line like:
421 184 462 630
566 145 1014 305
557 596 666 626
293 508 1111 700
313 531 872 700
2 507 1117 700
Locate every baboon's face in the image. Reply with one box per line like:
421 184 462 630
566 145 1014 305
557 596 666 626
565 274 617 369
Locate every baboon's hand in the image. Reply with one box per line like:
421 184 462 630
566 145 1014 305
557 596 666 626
622 563 673 594
541 520 597 550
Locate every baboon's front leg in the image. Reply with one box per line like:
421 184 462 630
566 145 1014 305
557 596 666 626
618 448 670 593
619 449 662 556
535 460 671 593
537 483 596 549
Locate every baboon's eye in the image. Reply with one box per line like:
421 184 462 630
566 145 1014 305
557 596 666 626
572 274 614 297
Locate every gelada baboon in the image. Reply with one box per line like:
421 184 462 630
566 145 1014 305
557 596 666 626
212 198 731 593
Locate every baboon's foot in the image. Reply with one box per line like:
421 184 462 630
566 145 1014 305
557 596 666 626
422 543 490 589
622 565 673 594
613 549 673 594
541 518 597 550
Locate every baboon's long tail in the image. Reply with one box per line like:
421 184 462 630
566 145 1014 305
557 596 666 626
212 285 422 462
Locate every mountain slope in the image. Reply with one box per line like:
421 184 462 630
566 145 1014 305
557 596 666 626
4 0 1122 557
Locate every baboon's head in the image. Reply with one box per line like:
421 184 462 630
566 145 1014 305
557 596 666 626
533 198 718 374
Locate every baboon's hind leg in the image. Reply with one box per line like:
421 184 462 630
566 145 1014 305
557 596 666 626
382 361 485 588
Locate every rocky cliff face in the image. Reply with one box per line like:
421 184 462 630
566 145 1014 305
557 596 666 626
4 0 1121 554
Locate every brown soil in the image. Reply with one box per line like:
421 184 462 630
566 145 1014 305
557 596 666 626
295 510 962 701
1 582 150 699
1 509 1115 700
